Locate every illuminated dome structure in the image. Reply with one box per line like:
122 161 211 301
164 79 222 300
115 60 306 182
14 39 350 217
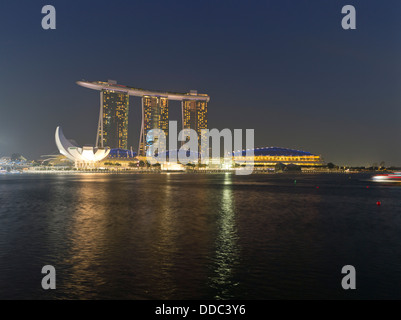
55 126 110 168
232 147 324 167
107 148 137 159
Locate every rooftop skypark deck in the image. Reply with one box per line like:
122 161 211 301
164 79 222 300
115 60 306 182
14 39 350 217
77 80 210 102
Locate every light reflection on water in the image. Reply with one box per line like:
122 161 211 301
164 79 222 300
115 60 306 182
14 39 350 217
1 173 401 299
209 173 240 299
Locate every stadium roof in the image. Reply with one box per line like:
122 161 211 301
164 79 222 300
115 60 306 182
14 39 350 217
233 147 316 157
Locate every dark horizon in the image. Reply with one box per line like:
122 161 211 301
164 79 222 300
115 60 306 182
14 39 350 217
1 0 401 166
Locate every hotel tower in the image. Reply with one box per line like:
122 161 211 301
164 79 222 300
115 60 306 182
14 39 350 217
96 86 129 149
182 95 208 153
138 96 169 156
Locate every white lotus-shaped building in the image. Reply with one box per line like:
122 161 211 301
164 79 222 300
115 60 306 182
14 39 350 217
55 126 110 167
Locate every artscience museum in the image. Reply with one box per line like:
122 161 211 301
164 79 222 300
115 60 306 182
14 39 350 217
55 126 110 168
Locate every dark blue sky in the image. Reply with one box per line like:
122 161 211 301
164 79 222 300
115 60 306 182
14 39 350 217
1 0 401 166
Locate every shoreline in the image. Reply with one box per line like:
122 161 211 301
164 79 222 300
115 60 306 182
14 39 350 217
8 169 379 175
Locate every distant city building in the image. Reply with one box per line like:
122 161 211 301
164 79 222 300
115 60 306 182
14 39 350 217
96 82 129 149
232 147 324 167
139 96 169 156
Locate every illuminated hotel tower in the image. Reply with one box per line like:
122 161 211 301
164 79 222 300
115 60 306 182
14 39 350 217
138 96 169 156
182 96 208 153
96 87 129 149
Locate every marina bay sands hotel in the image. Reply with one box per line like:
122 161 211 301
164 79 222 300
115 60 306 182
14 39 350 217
77 80 210 156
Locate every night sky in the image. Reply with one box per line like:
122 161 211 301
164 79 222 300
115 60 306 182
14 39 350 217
1 0 401 166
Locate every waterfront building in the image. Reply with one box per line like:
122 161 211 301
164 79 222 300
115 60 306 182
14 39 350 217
55 126 110 168
106 148 137 159
77 80 210 157
139 96 169 156
182 95 208 154
232 147 324 167
100 148 138 168
94 81 129 149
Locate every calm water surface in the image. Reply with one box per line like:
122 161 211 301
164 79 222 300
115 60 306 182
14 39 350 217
1 173 401 299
